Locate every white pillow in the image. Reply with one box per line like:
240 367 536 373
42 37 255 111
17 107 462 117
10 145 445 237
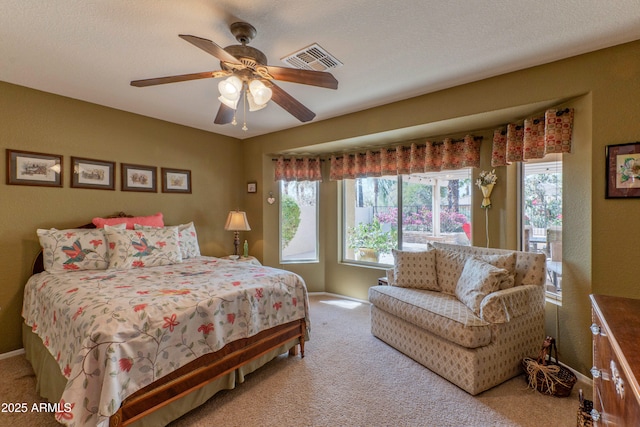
391 249 439 291
455 257 510 315
105 227 182 269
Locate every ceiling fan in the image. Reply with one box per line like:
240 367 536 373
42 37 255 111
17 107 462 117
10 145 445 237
130 22 339 126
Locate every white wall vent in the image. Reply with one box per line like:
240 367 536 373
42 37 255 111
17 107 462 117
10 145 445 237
281 43 342 71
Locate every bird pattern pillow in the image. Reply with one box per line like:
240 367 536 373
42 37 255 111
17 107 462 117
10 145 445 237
37 228 112 272
104 226 182 269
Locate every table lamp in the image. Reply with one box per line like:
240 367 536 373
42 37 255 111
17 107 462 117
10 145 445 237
224 210 251 256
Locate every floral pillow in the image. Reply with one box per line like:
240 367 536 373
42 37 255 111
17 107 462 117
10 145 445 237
455 257 510 315
176 222 200 259
391 249 439 291
134 222 201 259
104 227 181 269
37 228 111 272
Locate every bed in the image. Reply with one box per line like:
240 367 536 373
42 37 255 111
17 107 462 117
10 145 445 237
22 214 309 427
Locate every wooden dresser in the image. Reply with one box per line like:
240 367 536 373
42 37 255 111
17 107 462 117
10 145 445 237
590 294 640 425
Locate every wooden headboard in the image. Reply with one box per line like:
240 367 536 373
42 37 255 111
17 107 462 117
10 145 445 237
31 212 132 275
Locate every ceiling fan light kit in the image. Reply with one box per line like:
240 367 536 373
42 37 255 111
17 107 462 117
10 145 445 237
248 79 272 106
130 21 338 129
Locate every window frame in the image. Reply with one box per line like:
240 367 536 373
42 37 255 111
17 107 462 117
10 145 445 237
518 156 563 304
340 169 472 267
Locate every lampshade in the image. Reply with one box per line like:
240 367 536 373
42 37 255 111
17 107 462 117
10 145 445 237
248 79 272 106
218 76 243 109
218 95 240 110
247 91 267 112
224 210 251 231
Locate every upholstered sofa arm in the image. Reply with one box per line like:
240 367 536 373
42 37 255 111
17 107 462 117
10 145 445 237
480 284 544 324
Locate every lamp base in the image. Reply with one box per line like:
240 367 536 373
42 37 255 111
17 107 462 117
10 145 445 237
233 231 240 256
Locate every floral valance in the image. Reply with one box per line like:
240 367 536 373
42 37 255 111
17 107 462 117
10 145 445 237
274 156 322 181
491 108 574 167
329 135 482 181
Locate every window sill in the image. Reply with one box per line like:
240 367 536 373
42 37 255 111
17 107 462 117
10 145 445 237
339 260 391 270
279 260 320 265
545 292 562 306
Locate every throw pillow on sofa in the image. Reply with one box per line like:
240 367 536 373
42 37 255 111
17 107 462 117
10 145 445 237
390 249 439 291
435 248 516 294
455 257 510 315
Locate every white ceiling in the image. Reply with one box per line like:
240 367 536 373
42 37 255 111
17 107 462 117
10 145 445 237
2 0 640 140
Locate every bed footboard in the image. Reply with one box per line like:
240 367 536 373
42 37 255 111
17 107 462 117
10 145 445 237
111 318 306 427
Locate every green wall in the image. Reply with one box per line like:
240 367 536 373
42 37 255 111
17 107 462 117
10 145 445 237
243 40 640 376
3 39 640 377
0 82 243 354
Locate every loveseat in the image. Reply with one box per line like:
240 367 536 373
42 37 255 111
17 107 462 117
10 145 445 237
369 242 546 395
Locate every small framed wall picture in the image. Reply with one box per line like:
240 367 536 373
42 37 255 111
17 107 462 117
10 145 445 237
71 157 115 190
161 168 191 194
121 163 157 192
6 149 63 187
606 142 640 198
247 182 257 193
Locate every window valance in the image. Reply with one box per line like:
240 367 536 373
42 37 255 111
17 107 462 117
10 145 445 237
328 135 482 181
491 108 574 167
274 156 322 182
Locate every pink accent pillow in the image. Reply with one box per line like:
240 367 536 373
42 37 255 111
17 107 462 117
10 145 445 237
92 213 164 230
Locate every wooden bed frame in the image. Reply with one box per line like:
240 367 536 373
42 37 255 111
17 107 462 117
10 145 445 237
29 214 306 427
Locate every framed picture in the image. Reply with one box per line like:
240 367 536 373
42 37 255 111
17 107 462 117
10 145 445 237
6 149 63 187
606 142 640 198
71 157 115 190
161 168 191 193
121 163 157 192
247 182 257 193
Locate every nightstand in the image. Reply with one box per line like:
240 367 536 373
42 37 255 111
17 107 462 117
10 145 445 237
222 255 262 266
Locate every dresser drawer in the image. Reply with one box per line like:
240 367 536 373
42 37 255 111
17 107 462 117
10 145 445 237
591 295 640 426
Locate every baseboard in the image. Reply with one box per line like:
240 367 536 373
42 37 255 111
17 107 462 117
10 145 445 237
308 291 369 304
0 348 25 360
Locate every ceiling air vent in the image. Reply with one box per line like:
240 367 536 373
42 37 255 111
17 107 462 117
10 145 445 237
281 43 342 72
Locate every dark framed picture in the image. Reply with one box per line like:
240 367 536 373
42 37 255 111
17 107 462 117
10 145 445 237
71 157 115 190
247 182 257 193
161 168 191 193
6 149 63 187
606 142 640 198
121 163 157 192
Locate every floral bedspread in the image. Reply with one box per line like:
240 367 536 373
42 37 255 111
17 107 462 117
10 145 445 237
22 257 309 427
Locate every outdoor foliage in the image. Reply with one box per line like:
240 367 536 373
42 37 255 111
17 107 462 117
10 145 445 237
347 218 397 254
524 172 562 228
376 207 467 232
281 195 301 249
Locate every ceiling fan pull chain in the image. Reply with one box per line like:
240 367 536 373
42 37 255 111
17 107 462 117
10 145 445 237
242 87 248 131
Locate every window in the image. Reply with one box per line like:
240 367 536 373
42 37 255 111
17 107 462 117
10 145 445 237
342 170 472 266
520 155 562 300
279 181 319 263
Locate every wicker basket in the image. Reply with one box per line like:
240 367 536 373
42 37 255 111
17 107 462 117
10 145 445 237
522 337 577 397
577 398 593 427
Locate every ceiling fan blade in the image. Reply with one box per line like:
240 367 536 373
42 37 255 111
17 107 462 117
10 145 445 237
214 103 236 124
179 34 242 65
264 66 338 89
130 71 217 87
270 83 316 122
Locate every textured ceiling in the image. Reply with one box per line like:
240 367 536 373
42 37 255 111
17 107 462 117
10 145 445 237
2 0 640 139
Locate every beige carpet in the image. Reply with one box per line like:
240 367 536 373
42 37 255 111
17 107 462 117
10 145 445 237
1 294 591 426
